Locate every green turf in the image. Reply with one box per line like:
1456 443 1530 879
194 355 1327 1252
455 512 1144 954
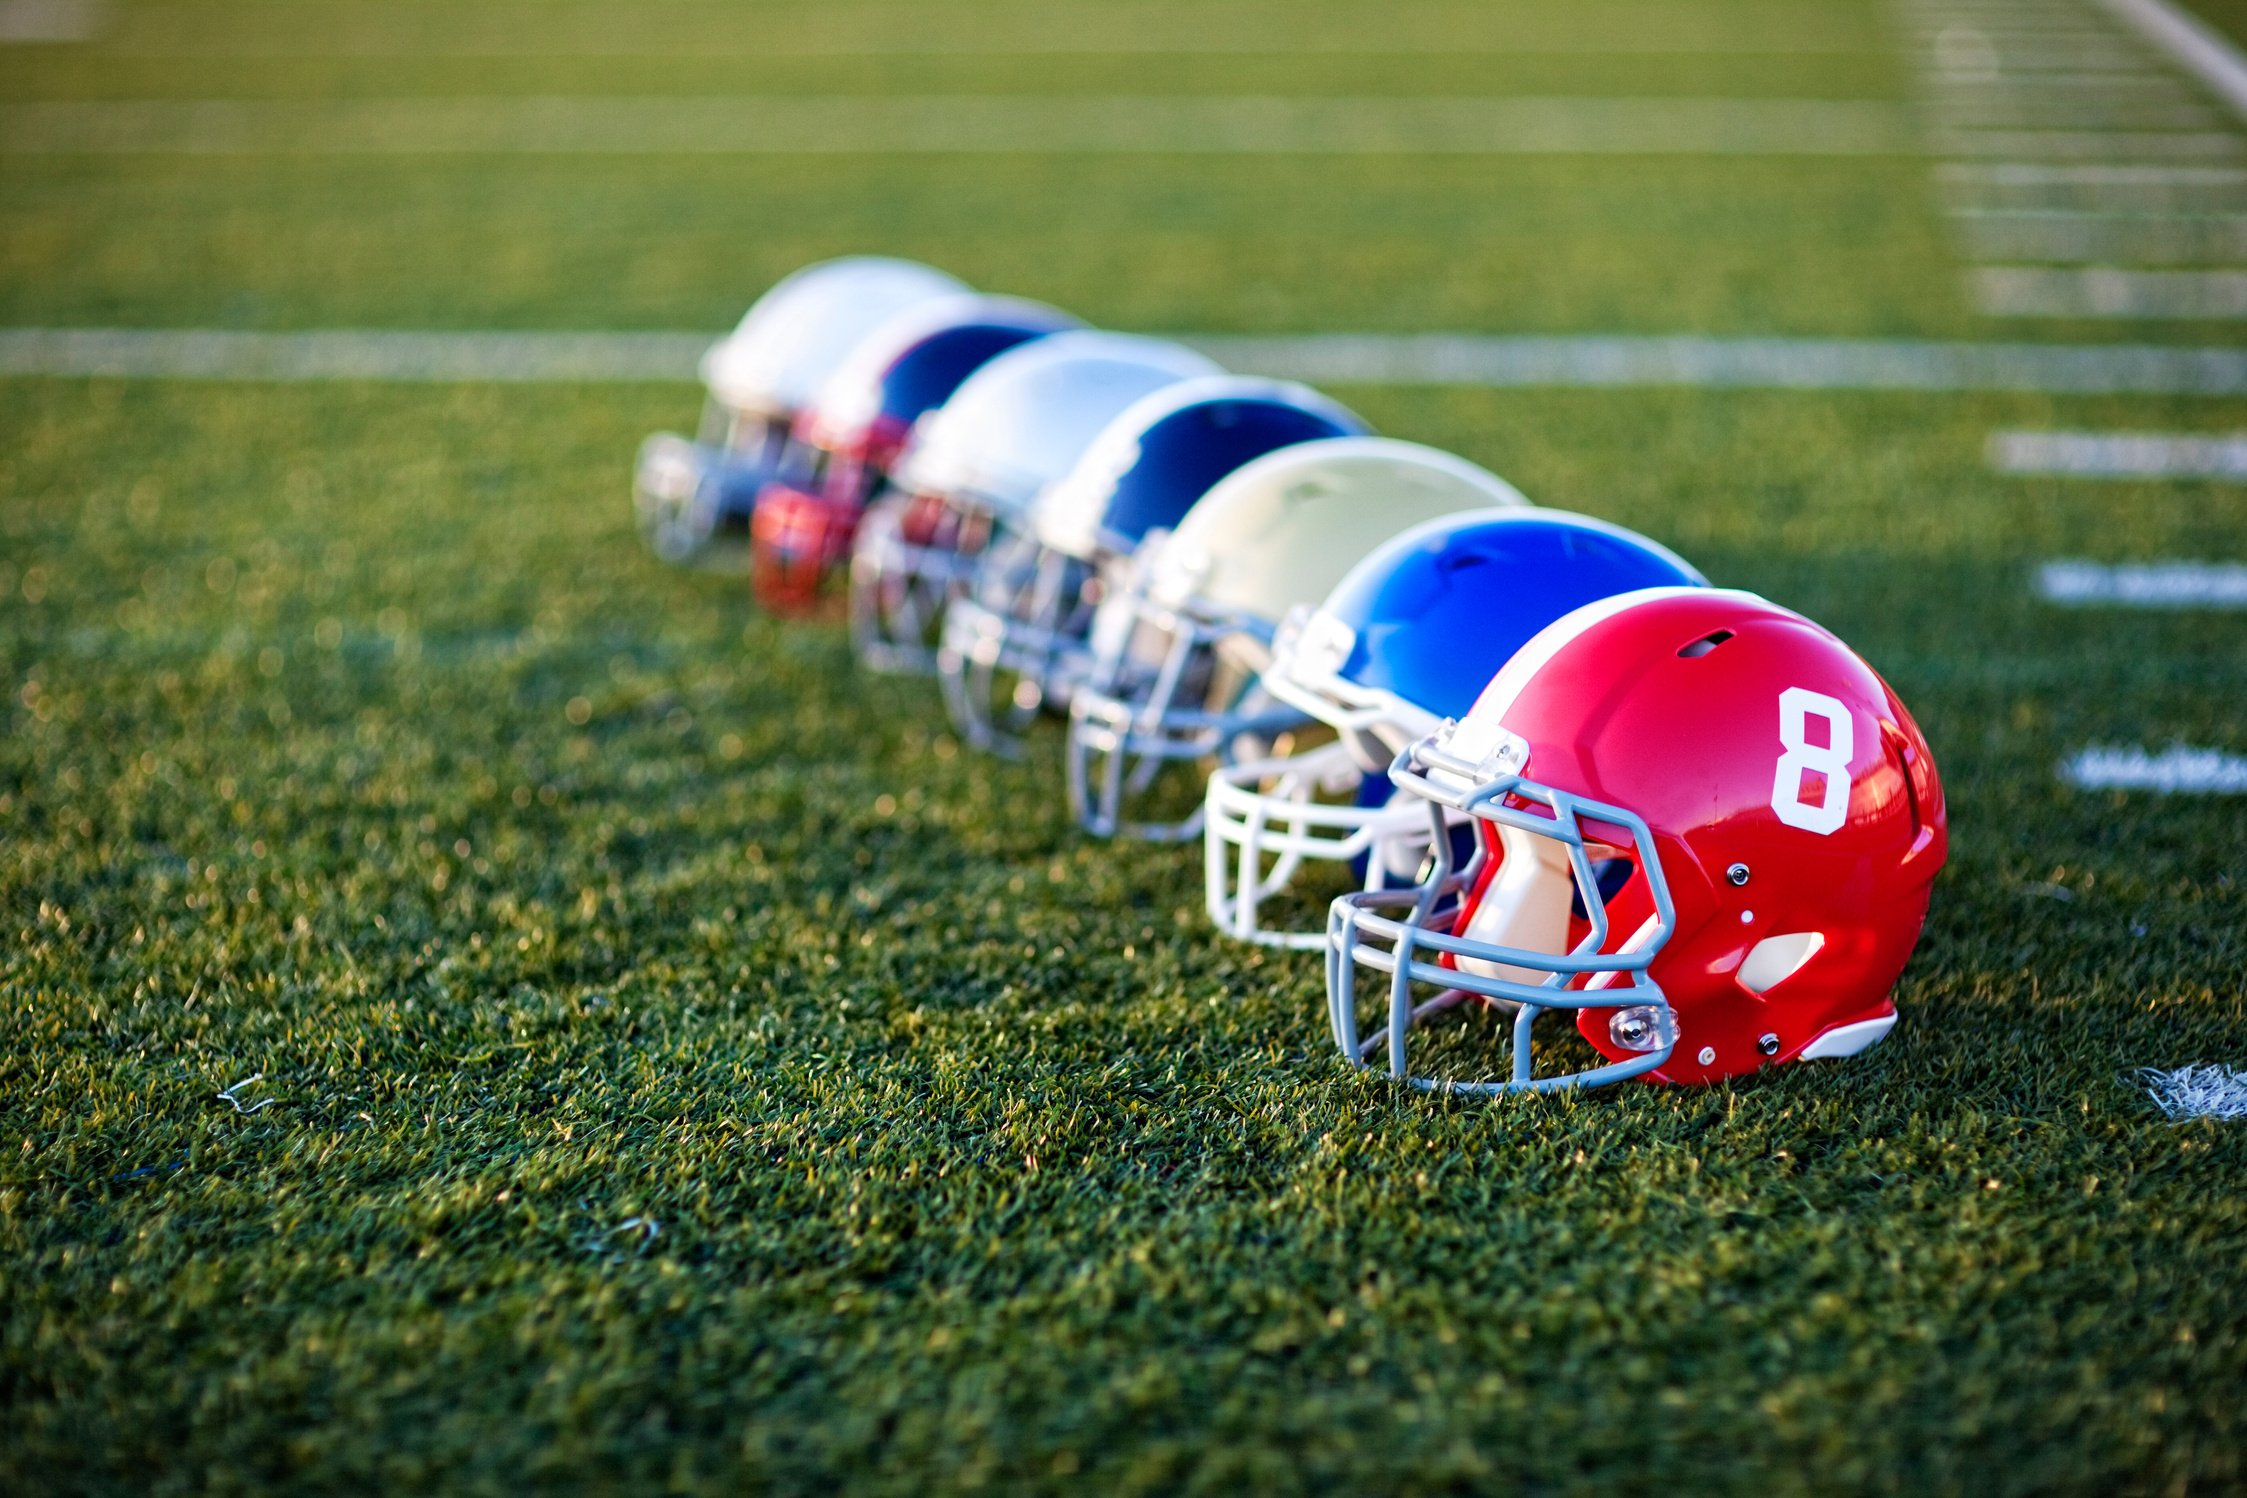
0 155 1965 338
4 1 2247 1492
5 377 2244 1494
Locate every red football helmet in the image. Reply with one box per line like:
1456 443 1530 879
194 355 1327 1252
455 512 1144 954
1327 586 1946 1092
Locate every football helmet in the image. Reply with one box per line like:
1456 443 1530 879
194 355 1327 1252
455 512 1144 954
633 257 965 566
750 294 1078 613
1205 511 1706 949
1328 587 1947 1094
850 331 1222 674
938 377 1368 754
1067 438 1530 842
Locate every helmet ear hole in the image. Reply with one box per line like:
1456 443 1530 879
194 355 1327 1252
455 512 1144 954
1738 931 1827 994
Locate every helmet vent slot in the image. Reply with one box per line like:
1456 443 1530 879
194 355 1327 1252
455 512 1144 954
1678 628 1735 658
1738 931 1826 994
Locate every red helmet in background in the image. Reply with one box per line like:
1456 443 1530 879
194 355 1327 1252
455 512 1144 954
750 295 1077 613
1328 587 1947 1093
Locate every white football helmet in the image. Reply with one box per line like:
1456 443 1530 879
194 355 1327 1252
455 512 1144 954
848 331 1220 675
634 257 965 566
937 376 1367 755
1066 438 1529 841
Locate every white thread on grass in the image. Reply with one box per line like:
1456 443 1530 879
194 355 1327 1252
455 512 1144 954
215 1074 275 1115
2061 744 2247 794
2036 560 2247 607
2142 1064 2247 1119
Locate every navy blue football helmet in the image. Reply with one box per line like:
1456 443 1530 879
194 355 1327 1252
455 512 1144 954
753 295 1078 614
937 376 1368 753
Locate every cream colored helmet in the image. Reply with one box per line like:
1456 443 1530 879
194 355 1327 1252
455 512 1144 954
1065 437 1530 840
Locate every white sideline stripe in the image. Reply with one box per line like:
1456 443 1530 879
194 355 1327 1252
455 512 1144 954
0 327 714 382
1182 332 2247 390
2036 560 2247 607
0 0 103 42
15 326 2247 394
1974 266 2247 317
1995 428 2247 477
0 96 1921 156
2091 0 2247 127
2062 744 2247 793
95 39 1902 60
2142 1065 2247 1121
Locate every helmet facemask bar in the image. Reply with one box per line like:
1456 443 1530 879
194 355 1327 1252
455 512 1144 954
1204 741 1460 949
1326 730 1679 1094
634 416 782 565
851 495 960 672
1066 579 1309 842
936 532 1098 755
1198 605 1452 948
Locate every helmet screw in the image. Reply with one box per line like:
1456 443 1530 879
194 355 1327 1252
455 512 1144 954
1727 863 1751 886
1757 1033 1781 1057
1697 1046 1718 1067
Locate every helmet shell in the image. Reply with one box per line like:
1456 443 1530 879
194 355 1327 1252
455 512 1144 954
1146 436 1530 626
1300 510 1707 723
700 257 967 417
890 332 1221 526
794 294 1081 471
1031 377 1368 563
1455 588 1948 1083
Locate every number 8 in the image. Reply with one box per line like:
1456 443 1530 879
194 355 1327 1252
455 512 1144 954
1770 687 1853 835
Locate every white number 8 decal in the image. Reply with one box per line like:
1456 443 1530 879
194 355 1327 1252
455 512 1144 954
1770 687 1853 835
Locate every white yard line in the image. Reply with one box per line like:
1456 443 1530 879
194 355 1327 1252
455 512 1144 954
2036 559 2247 606
1955 210 2247 262
1974 265 2247 316
1939 162 2247 210
1929 97 2219 129
1933 128 2245 159
0 328 714 382
2061 744 2247 793
1996 428 2247 477
12 326 2247 394
0 96 1922 156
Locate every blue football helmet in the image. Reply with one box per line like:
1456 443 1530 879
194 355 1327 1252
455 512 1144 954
1202 509 1707 948
936 375 1368 754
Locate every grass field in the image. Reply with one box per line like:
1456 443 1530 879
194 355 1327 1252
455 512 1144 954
4 2 2247 1492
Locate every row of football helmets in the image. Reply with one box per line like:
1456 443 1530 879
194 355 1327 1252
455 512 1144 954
634 257 1950 1095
